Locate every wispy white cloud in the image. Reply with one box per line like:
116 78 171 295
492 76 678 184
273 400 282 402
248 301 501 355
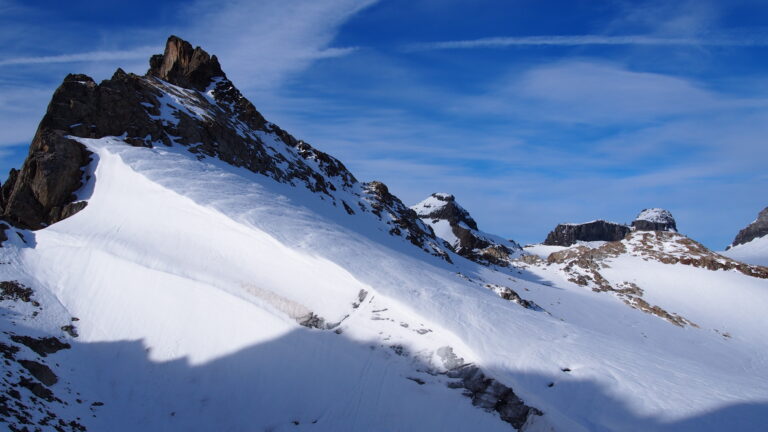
406 34 768 51
0 46 159 67
457 60 768 125
181 0 377 92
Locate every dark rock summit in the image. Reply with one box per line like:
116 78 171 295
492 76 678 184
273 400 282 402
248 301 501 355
148 35 224 91
543 220 630 246
415 193 479 230
729 206 768 248
632 208 677 232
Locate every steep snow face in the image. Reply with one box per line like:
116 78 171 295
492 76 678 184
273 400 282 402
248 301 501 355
0 139 537 431
3 137 768 431
722 236 768 266
412 193 523 266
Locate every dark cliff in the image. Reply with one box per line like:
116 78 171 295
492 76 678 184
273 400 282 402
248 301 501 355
543 220 630 246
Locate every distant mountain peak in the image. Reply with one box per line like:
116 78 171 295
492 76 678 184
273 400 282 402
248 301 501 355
412 193 522 266
632 208 677 232
412 192 478 231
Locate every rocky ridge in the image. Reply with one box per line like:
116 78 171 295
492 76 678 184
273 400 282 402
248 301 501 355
0 36 447 259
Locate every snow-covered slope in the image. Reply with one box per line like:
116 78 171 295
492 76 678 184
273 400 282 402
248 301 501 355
2 36 768 432
1 139 532 431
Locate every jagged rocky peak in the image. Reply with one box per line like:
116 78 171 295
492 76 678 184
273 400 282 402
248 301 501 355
543 220 630 246
632 208 677 232
412 193 522 266
148 35 225 91
729 206 768 248
412 192 478 230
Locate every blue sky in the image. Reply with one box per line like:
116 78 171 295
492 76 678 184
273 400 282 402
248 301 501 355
1 0 767 248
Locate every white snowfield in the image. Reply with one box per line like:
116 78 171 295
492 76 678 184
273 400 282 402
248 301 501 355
722 236 768 267
2 137 768 432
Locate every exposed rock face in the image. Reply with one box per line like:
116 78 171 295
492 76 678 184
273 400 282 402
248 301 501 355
412 193 522 266
543 220 630 246
148 35 224 91
436 346 542 429
730 207 768 248
447 364 542 429
0 121 92 229
0 35 448 259
632 208 677 232
414 193 479 230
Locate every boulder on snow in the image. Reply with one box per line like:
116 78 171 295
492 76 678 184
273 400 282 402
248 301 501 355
543 220 630 246
632 208 677 232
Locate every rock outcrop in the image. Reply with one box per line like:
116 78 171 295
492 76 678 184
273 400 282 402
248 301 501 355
0 74 98 229
148 35 224 91
729 206 768 248
412 193 522 266
632 208 677 232
543 220 630 246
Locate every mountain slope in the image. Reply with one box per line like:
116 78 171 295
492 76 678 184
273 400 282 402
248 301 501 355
1 36 768 432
